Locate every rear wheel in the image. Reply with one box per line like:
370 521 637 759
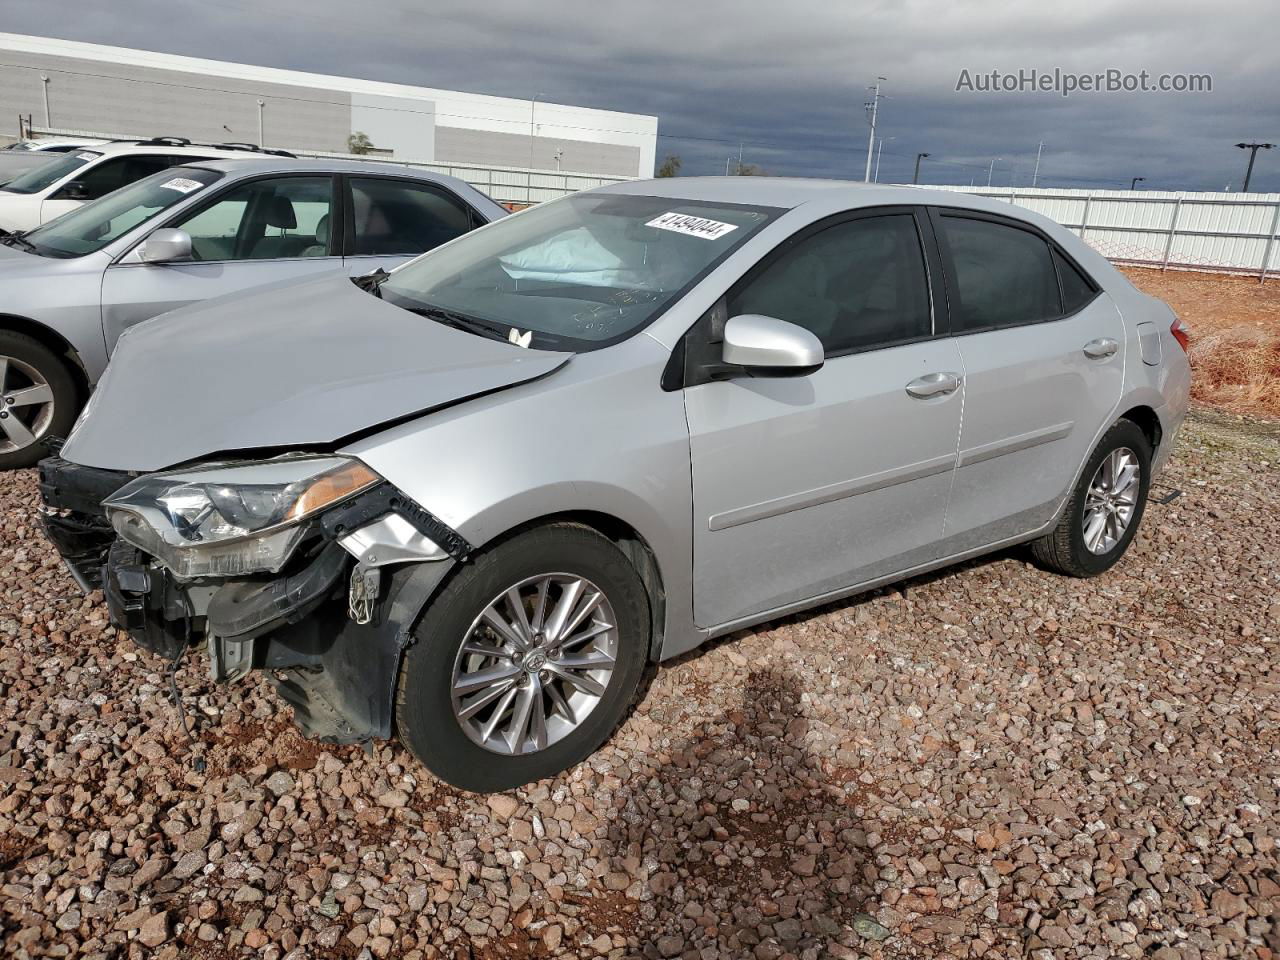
1030 419 1152 577
395 524 649 792
0 330 80 471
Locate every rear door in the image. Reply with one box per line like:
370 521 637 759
342 175 482 276
683 207 965 628
930 208 1125 554
99 174 341 354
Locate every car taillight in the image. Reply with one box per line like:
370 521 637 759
1170 316 1191 353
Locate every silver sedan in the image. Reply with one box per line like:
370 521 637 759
41 177 1190 792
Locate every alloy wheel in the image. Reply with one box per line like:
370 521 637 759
450 573 618 755
0 355 56 455
1082 447 1140 555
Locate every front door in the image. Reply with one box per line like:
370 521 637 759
929 210 1126 554
684 209 965 628
100 174 341 354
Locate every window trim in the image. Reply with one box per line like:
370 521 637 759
116 171 343 265
340 173 482 258
926 205 1101 337
668 204 947 389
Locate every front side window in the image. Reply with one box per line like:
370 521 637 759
0 150 100 195
174 176 335 261
937 215 1062 332
349 177 473 255
379 193 778 350
54 154 184 202
727 213 932 355
21 167 223 258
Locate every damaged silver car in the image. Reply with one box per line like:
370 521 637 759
40 179 1190 792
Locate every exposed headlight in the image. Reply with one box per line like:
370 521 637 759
105 456 380 578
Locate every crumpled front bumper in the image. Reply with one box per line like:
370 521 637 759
38 455 464 745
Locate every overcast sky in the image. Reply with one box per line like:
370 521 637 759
3 0 1277 191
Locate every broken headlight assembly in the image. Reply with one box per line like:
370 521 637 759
104 456 380 579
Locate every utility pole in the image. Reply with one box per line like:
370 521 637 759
1031 140 1044 187
737 142 744 176
529 93 542 169
874 136 894 182
863 77 885 183
987 157 1001 188
1130 176 1145 191
1236 142 1274 193
40 76 50 127
913 152 930 184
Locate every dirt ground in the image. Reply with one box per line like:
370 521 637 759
2 414 1278 960
1120 267 1280 419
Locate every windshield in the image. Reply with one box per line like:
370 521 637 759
0 150 101 195
18 167 223 258
379 193 778 350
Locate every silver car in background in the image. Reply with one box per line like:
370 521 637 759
0 157 505 467
39 178 1190 792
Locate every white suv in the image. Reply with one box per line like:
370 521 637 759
0 137 295 233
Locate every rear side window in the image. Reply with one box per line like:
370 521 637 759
727 213 932 355
1053 248 1098 314
348 177 474 256
937 215 1062 332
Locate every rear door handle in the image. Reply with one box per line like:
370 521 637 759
905 372 961 399
1083 337 1119 359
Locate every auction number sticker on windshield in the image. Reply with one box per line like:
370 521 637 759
76 153 98 161
159 177 204 194
646 211 739 240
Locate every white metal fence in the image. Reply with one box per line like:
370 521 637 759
22 125 634 205
920 185 1280 281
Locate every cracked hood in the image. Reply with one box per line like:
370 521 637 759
61 271 571 472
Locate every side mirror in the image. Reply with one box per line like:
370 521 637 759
139 228 193 264
722 314 824 376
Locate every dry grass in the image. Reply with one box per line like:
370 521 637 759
1120 267 1280 420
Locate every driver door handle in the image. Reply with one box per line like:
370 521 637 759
905 372 962 399
1083 337 1119 359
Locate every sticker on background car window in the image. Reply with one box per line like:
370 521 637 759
158 177 204 194
645 212 739 240
76 153 98 161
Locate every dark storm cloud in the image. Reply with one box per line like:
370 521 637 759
2 0 1276 191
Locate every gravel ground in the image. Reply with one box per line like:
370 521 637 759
2 407 1278 960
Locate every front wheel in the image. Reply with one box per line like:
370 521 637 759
0 330 80 470
395 523 650 792
1030 418 1153 577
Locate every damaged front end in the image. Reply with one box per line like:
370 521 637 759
39 454 470 745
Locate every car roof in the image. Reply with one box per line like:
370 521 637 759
597 176 1038 218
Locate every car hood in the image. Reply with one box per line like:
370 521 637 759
61 272 572 472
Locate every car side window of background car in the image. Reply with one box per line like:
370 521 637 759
937 215 1063 332
348 177 474 256
726 214 932 355
54 154 177 202
175 176 334 261
1053 248 1099 314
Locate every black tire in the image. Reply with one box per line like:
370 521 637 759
1030 419 1153 577
0 330 80 471
395 523 650 793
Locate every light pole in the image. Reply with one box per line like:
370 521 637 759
1031 140 1045 187
913 152 930 185
874 136 895 182
863 77 885 183
1235 142 1274 193
987 157 1001 188
529 93 542 170
40 76 50 127
1130 176 1145 191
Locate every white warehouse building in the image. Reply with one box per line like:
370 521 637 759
0 33 659 179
